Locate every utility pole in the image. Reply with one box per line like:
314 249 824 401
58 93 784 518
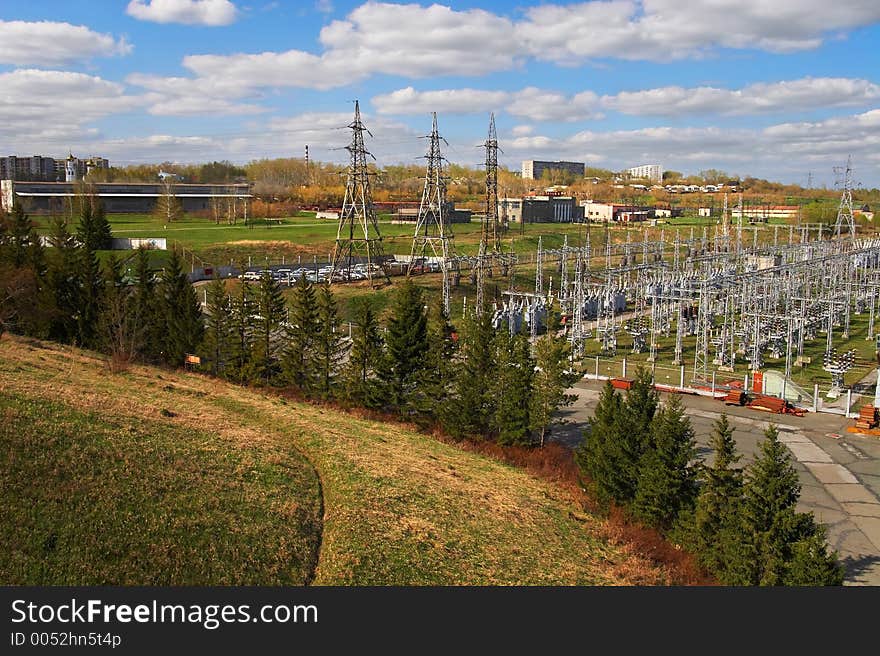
329 101 389 287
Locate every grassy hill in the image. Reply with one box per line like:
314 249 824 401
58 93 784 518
0 335 672 585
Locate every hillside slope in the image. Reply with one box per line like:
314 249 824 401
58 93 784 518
0 335 668 585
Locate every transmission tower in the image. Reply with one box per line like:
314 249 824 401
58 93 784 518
476 113 502 315
408 112 457 315
330 100 389 287
834 156 856 239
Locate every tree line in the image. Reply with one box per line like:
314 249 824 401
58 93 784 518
0 200 577 448
576 371 845 585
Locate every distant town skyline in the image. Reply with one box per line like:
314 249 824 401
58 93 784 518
1 1 879 186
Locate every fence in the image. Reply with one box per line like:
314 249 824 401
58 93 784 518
579 355 864 418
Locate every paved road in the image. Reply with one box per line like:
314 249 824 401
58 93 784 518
553 381 880 585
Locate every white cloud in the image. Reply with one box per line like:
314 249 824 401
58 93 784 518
498 109 880 182
315 0 334 13
0 70 142 147
518 0 880 63
0 20 131 66
127 1 880 103
604 77 880 116
373 86 601 122
375 76 880 124
372 87 511 115
511 125 534 137
126 0 239 26
126 73 268 116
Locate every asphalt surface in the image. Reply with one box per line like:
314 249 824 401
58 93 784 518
553 380 880 586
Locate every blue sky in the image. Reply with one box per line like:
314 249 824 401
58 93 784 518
2 0 880 185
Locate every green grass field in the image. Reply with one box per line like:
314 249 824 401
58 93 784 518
0 335 672 585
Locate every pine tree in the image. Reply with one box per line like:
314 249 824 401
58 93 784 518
314 284 346 398
251 271 286 384
575 380 623 507
690 414 744 577
46 215 81 343
201 276 232 376
160 248 204 366
631 394 698 529
341 298 384 408
227 282 256 383
381 280 429 413
284 274 319 391
494 332 535 446
445 311 495 438
530 333 577 447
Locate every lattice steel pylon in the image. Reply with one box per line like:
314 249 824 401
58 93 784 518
330 100 389 287
834 155 856 240
408 112 457 314
476 113 501 315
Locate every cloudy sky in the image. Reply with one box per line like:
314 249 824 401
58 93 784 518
2 0 880 185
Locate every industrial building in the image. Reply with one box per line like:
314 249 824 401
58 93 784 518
395 204 472 223
731 205 800 222
0 154 109 182
627 163 664 183
1 180 251 214
580 200 651 223
498 196 584 223
521 160 585 180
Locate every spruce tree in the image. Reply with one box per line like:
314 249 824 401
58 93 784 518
46 215 81 343
76 233 104 349
341 298 384 408
783 528 845 586
160 248 204 366
314 284 346 398
77 197 113 252
8 202 44 272
201 276 232 376
381 280 429 413
575 380 623 507
691 414 744 577
530 333 577 447
284 274 319 391
411 298 456 428
631 395 698 529
494 332 535 446
251 271 286 384
100 254 141 368
445 311 495 438
227 282 256 383
733 424 843 586
611 368 659 504
132 247 162 362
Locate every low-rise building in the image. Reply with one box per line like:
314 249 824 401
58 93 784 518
580 200 651 223
499 196 584 223
731 205 800 222
1 180 251 214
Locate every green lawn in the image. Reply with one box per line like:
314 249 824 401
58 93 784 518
0 389 322 585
